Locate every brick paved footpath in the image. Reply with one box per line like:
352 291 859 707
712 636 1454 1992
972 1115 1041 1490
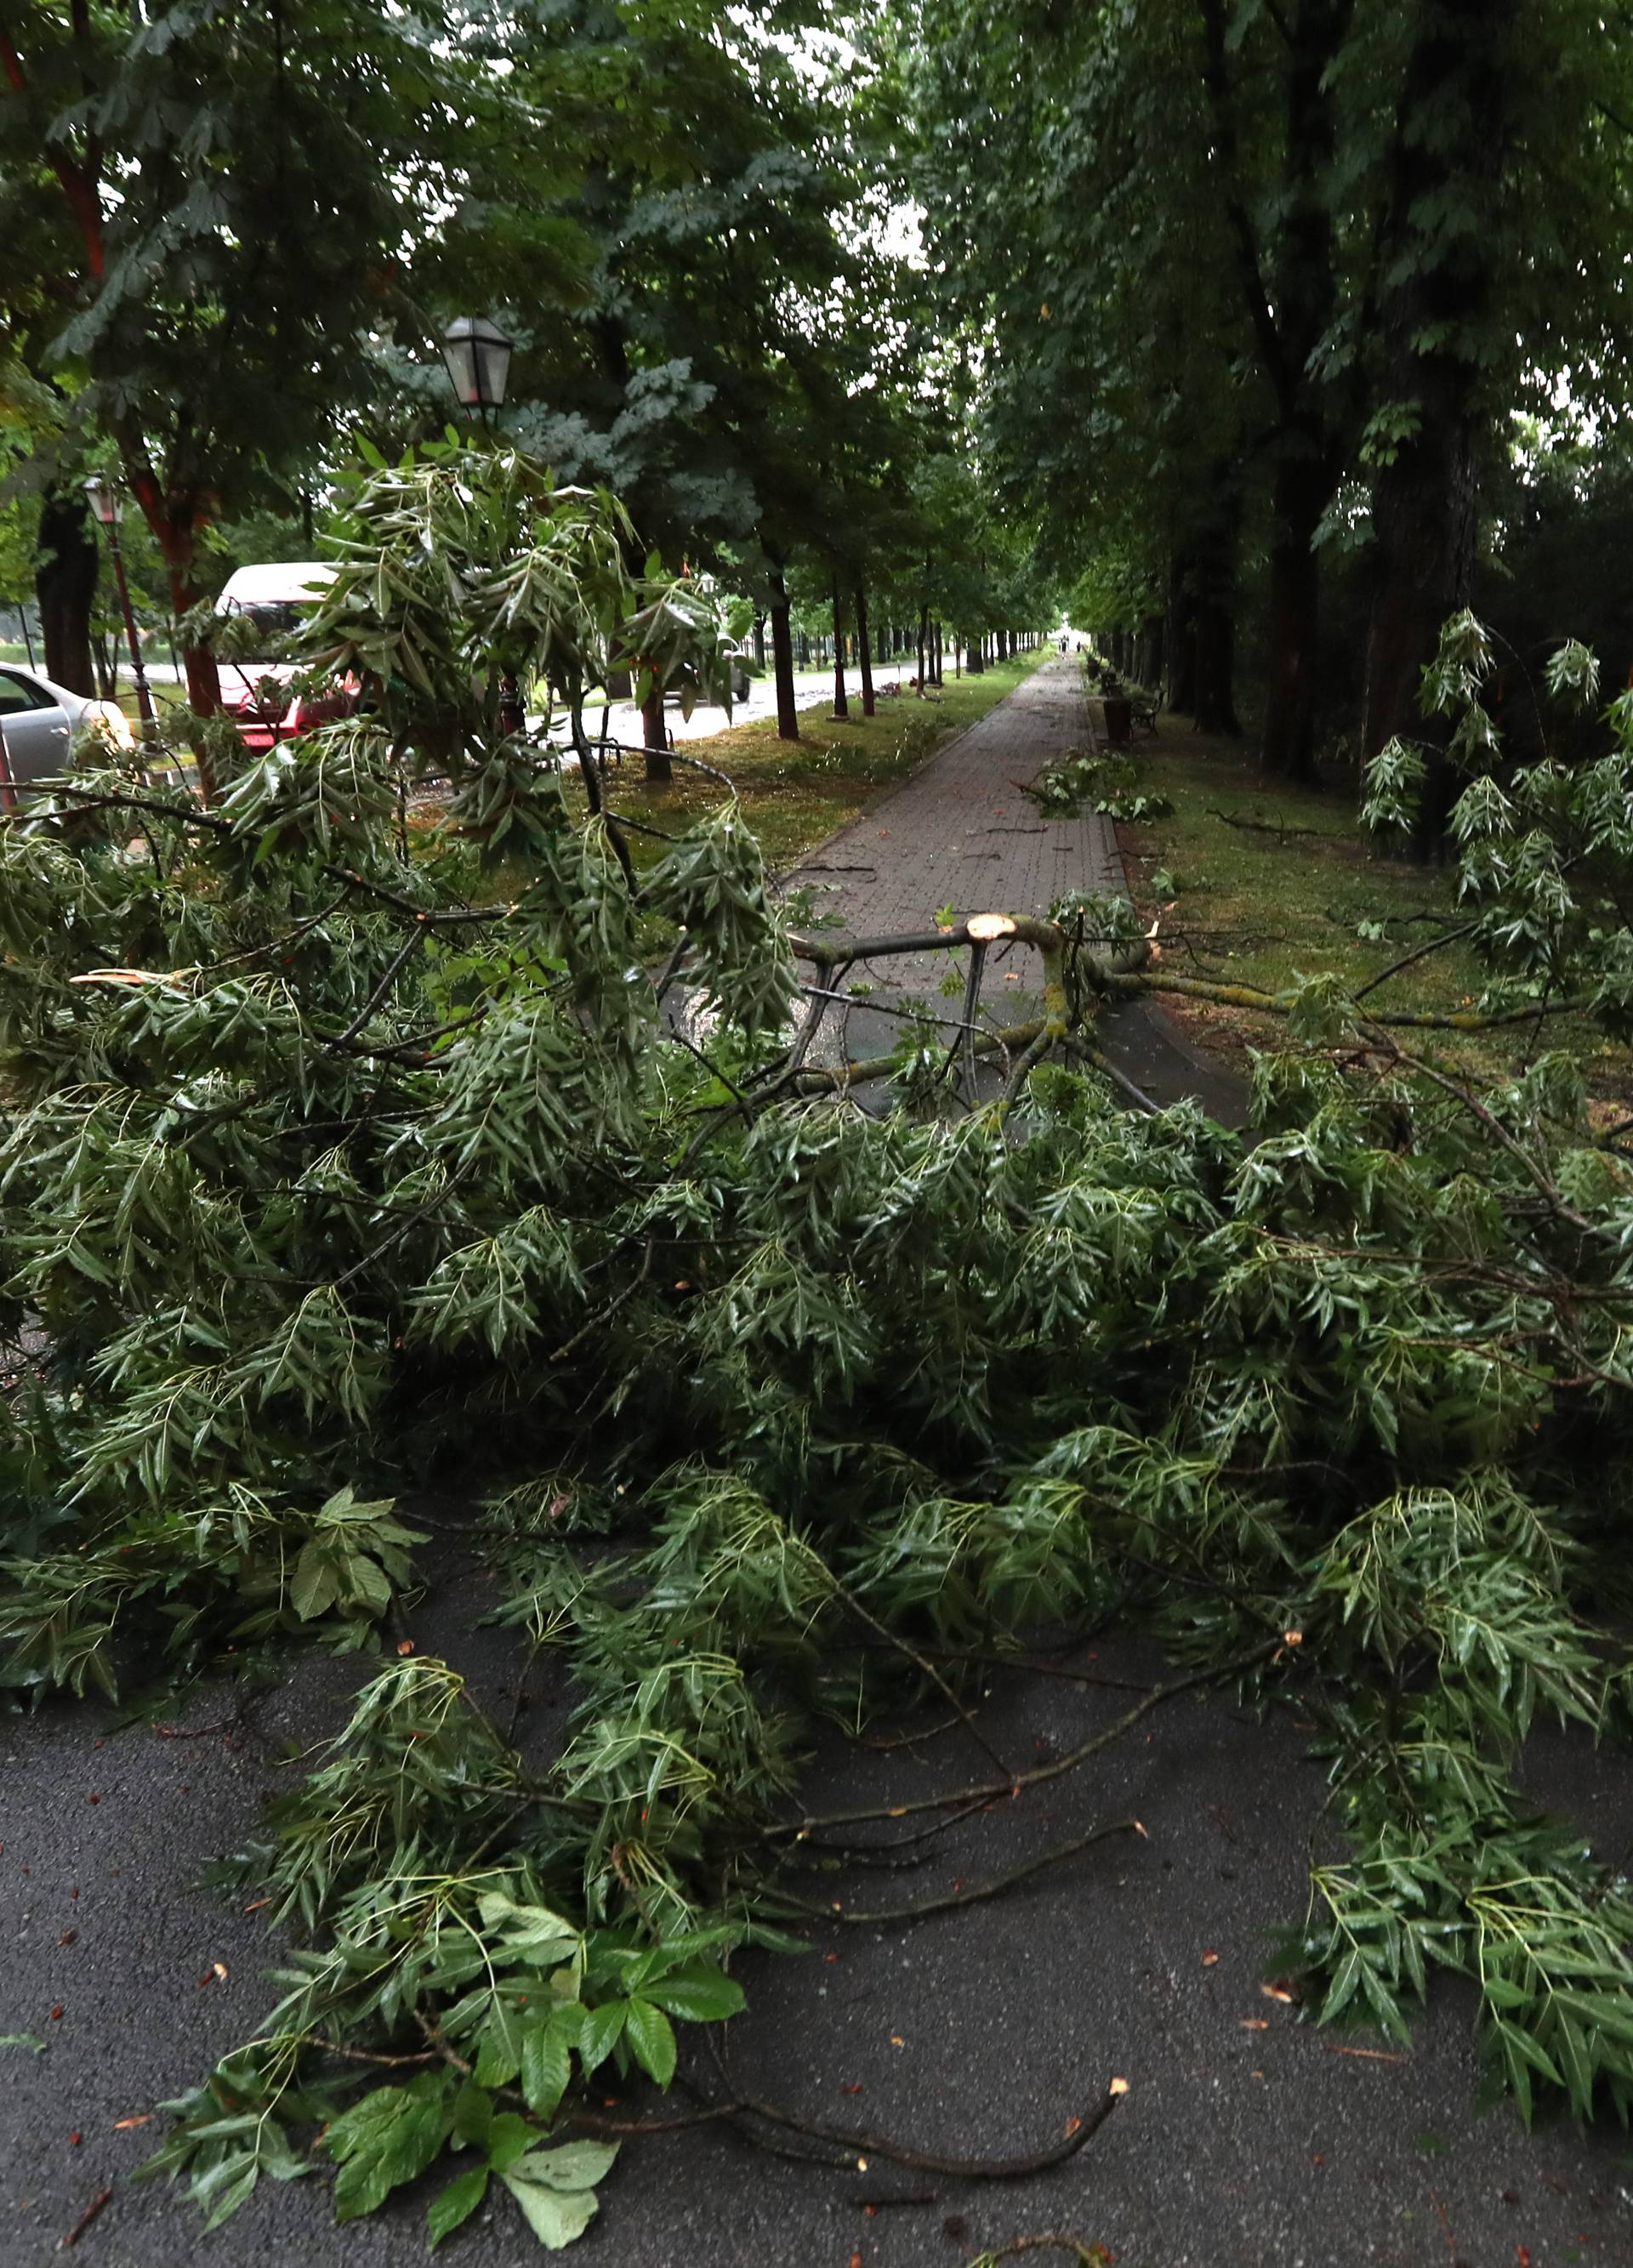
772 654 1124 1045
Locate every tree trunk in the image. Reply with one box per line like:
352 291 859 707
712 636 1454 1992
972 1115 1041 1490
855 583 875 716
1135 612 1164 690
160 548 223 804
1260 454 1326 781
769 559 799 741
931 619 943 686
35 487 99 695
966 624 984 674
916 602 928 688
1167 557 1198 716
1198 0 1351 785
121 459 223 730
642 684 672 782
1363 0 1516 861
1194 596 1241 737
752 612 766 669
831 583 849 718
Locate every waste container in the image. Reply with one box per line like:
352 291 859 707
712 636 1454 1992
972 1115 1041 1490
1102 696 1132 746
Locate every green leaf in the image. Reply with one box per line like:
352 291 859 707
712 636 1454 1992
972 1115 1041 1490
0 2032 48 2054
504 2140 619 2191
577 2002 624 2073
341 1551 393 1616
452 2081 494 2148
644 1967 745 2023
429 2165 488 2249
475 1995 527 2087
289 1541 339 1621
521 2021 572 2118
622 1998 676 2088
500 2173 599 2250
326 2074 452 2221
484 2112 538 2174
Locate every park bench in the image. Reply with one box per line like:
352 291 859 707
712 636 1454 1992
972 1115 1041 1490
1129 687 1160 736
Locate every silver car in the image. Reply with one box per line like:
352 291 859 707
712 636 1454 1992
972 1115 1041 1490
0 663 133 800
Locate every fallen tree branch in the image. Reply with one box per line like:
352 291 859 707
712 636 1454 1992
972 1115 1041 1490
1203 806 1346 841
760 1643 1279 1843
767 1816 1141 1926
573 2072 1130 2182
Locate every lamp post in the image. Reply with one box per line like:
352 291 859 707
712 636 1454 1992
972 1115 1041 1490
438 319 523 732
83 475 157 732
439 315 515 426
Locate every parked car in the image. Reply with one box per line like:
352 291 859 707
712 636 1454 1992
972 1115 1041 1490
0 663 133 801
215 561 347 753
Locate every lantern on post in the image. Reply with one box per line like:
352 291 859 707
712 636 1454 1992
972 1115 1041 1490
439 317 514 423
83 475 157 731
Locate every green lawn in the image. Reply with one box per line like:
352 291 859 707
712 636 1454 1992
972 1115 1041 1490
1116 709 1633 1102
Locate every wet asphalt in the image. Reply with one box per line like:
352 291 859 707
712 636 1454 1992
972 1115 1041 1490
4 1591 1632 2268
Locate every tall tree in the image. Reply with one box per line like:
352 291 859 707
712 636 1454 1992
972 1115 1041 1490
0 1 500 741
479 1 856 754
1358 0 1633 850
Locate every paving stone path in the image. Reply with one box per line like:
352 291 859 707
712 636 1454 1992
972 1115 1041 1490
777 654 1122 1004
773 656 1248 1120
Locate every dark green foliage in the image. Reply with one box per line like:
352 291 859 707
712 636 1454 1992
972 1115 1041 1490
6 482 1633 2248
1023 749 1175 823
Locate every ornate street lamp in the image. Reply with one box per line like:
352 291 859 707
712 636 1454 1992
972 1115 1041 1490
440 315 514 423
83 474 157 732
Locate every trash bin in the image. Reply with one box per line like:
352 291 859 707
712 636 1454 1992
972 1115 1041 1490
1102 696 1132 746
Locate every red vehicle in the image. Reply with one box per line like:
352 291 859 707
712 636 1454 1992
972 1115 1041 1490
215 562 354 752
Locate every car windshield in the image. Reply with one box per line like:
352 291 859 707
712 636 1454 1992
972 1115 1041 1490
224 600 305 666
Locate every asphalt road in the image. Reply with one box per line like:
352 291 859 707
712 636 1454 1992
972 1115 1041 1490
113 661 917 746
4 1592 1631 2268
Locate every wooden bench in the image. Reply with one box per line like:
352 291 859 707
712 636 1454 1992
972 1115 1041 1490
1129 688 1160 736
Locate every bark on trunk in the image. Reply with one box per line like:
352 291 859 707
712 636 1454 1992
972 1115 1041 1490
642 685 672 782
1167 558 1198 716
1194 598 1241 737
931 619 943 686
1198 0 1351 783
917 602 928 688
1363 0 1516 861
1260 454 1326 780
831 583 849 719
855 583 875 716
769 560 799 741
35 487 99 695
1136 612 1165 690
752 613 766 670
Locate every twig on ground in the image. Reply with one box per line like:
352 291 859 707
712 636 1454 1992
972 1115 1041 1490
1350 919 1477 1003
761 1643 1277 1845
972 2234 1110 2265
57 2189 113 2250
581 2073 1131 2182
769 1816 1141 1927
825 1569 1014 1779
1204 807 1344 841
